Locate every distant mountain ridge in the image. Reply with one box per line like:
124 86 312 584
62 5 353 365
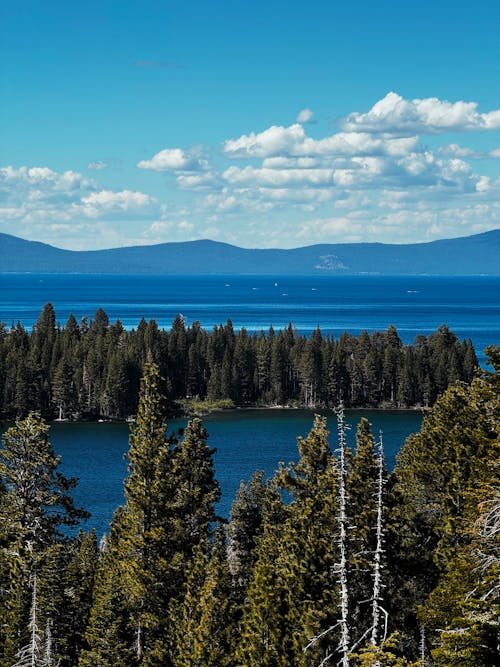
1 230 499 275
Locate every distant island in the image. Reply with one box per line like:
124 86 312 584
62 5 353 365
1 229 500 275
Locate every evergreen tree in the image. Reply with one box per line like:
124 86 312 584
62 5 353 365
347 418 382 641
238 416 339 666
0 412 88 548
227 470 270 593
387 347 500 660
82 362 220 666
174 526 235 667
0 413 88 665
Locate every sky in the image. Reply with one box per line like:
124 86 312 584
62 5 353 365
1 0 500 251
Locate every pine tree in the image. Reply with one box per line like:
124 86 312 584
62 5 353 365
0 413 88 547
79 513 137 667
238 416 339 666
387 347 500 660
82 362 221 666
80 359 171 665
0 413 88 665
174 526 235 667
227 470 270 593
347 418 381 642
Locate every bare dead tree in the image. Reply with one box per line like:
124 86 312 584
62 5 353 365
13 574 42 667
303 405 351 667
336 403 350 667
370 431 388 650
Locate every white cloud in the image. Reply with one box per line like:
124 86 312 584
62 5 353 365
81 189 154 209
141 218 198 245
223 123 419 159
78 190 157 219
438 144 476 158
7 90 500 251
137 148 205 171
88 160 108 170
223 165 335 187
439 144 500 159
342 92 500 135
223 124 307 158
0 165 95 193
296 108 314 124
175 171 219 189
221 151 479 193
0 164 161 242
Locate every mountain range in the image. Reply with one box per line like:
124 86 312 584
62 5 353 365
1 230 499 275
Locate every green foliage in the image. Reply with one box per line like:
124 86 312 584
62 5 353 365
82 361 221 665
388 346 500 662
181 397 236 415
174 527 235 667
228 470 272 592
237 416 339 666
0 413 91 666
0 317 495 667
0 305 477 420
350 632 418 666
0 412 88 548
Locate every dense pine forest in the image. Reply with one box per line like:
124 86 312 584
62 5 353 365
0 346 498 666
0 303 477 421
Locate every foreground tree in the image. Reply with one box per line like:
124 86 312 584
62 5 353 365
389 346 500 662
81 360 220 666
237 415 339 666
0 413 89 665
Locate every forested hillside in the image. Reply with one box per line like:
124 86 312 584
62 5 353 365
0 349 498 665
0 303 477 421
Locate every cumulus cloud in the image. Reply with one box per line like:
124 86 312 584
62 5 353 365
296 108 314 124
221 152 478 193
10 90 500 250
0 164 160 236
0 165 95 193
342 92 500 135
176 171 219 190
223 165 335 187
439 143 500 160
79 190 157 218
223 124 306 159
438 144 476 158
223 123 419 159
137 148 206 171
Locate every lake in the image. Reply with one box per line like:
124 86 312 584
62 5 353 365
0 408 423 537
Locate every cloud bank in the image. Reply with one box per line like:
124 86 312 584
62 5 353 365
3 92 500 249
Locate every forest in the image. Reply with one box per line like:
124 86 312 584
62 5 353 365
0 303 478 421
0 345 498 666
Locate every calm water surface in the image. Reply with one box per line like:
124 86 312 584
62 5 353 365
0 409 423 537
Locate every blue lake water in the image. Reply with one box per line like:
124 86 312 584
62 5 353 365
0 408 423 537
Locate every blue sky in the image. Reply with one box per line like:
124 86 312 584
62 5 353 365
2 0 500 250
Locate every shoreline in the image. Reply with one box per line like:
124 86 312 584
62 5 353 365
39 403 426 426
